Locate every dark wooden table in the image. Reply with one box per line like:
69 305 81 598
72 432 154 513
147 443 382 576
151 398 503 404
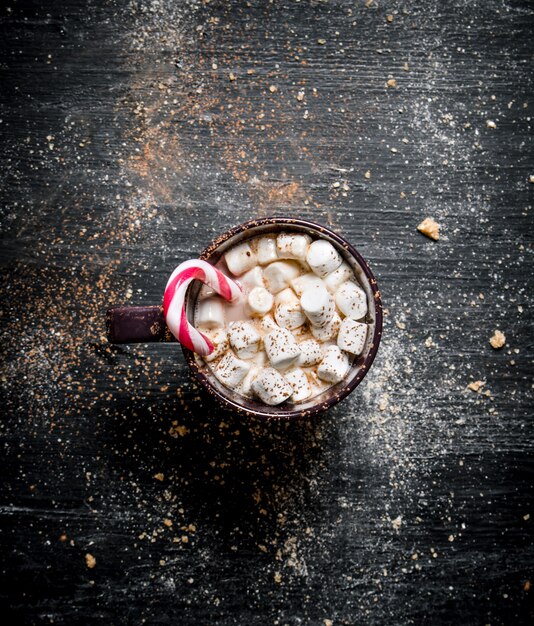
1 1 533 624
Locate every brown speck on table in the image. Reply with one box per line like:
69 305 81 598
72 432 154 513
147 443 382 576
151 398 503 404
85 553 96 569
417 217 440 240
489 329 506 349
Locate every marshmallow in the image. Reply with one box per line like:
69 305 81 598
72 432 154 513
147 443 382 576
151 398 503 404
251 368 293 405
264 327 301 370
323 262 354 293
276 232 312 261
203 328 229 362
284 368 312 402
264 261 301 294
274 288 306 330
259 314 279 334
290 273 325 297
317 345 350 384
306 240 343 278
335 281 368 320
214 352 251 389
297 339 323 367
228 321 261 359
256 236 278 265
238 365 260 396
247 287 274 316
300 285 335 328
337 318 368 356
225 242 257 276
310 312 341 342
239 266 265 290
195 297 225 329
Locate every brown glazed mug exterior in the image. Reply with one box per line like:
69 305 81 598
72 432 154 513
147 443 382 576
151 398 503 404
183 217 383 420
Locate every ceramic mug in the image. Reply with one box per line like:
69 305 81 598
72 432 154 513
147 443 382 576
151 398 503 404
107 217 383 419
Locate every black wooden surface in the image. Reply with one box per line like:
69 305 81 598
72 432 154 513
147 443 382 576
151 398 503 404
1 1 533 624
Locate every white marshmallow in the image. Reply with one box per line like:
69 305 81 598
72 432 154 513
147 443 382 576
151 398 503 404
317 345 350 384
310 312 341 342
251 368 293 405
238 365 260 396
228 321 261 359
274 288 306 330
214 353 251 389
335 281 368 320
337 318 368 356
276 232 312 261
264 261 301 294
195 297 225 329
306 240 343 277
300 285 335 328
290 273 325 296
256 236 278 265
239 266 265 290
323 262 354 293
225 241 257 276
264 327 301 370
203 328 229 363
297 339 323 367
284 368 312 402
259 314 279 334
247 287 274 316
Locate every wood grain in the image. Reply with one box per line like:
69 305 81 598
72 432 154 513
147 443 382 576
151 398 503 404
1 0 533 624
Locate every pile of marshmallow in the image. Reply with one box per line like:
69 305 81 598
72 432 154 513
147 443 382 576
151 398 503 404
194 232 369 406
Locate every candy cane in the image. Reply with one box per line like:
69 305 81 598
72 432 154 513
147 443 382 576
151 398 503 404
163 260 242 356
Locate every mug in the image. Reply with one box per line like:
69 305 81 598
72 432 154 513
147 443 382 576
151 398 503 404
107 217 383 419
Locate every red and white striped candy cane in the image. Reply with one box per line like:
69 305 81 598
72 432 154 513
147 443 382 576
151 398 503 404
163 259 242 356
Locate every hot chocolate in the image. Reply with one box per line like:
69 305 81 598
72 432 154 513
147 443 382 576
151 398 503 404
193 232 369 406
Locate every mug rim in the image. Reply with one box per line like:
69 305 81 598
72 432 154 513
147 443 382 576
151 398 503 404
181 217 383 419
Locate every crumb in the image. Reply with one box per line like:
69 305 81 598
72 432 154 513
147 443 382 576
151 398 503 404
163 518 173 527
523 514 530 521
417 217 440 240
274 572 282 583
403 62 409 71
489 330 505 349
386 14 393 22
391 516 402 530
424 336 434 348
268 85 278 93
529 175 534 183
296 91 304 101
486 120 497 129
324 620 333 626
154 473 164 481
387 78 397 88
85 553 96 569
317 39 326 45
467 380 485 392
364 170 371 179
229 72 236 81
524 580 531 591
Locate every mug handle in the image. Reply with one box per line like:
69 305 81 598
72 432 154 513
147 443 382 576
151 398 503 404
106 305 175 343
